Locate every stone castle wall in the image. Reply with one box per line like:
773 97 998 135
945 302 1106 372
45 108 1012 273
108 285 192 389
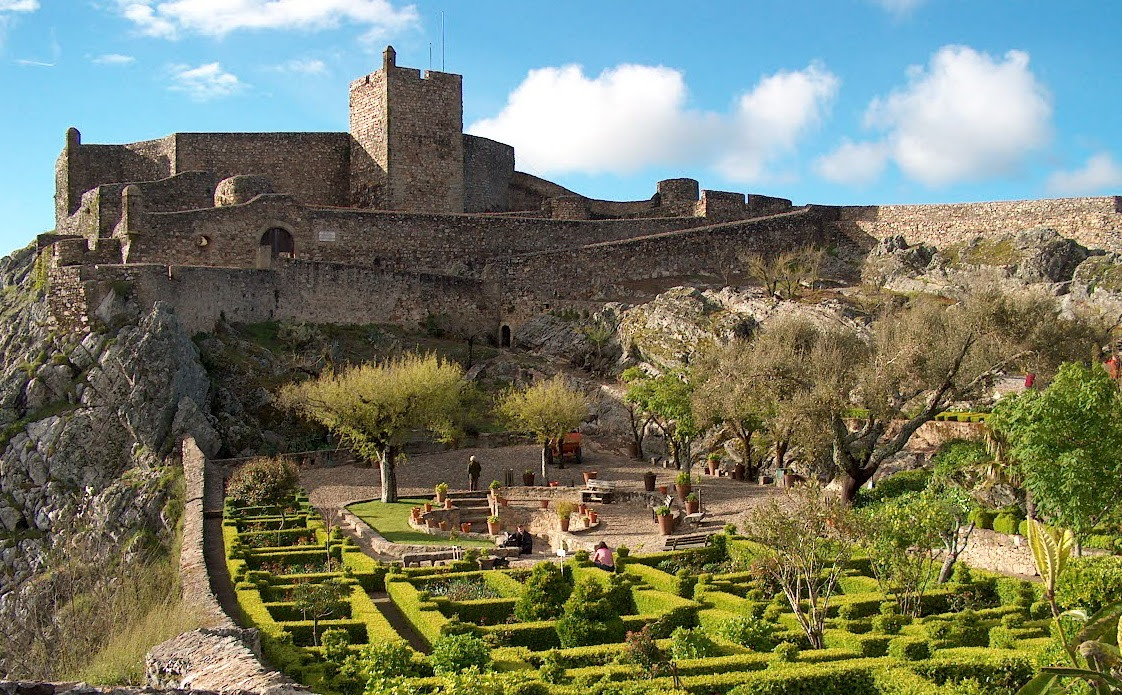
838 196 1122 253
463 134 514 213
55 259 497 336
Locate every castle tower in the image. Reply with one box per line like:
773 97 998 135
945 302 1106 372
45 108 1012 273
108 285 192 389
348 46 465 213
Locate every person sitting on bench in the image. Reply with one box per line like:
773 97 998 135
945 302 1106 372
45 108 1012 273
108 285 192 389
502 524 534 555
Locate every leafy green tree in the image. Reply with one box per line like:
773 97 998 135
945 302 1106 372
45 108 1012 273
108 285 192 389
620 367 655 460
625 371 697 471
858 492 942 617
692 340 768 479
556 578 624 647
498 375 590 479
293 579 351 646
745 291 1100 503
989 363 1122 545
280 353 466 502
226 456 300 528
743 484 855 648
513 562 571 622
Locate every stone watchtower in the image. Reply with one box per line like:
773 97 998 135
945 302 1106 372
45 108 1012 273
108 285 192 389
348 46 465 213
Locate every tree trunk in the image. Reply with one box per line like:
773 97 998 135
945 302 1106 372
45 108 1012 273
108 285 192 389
541 441 551 481
738 432 758 480
937 552 956 584
380 446 399 503
840 467 874 504
775 439 788 470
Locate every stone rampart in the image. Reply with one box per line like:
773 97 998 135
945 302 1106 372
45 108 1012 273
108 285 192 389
68 259 497 336
56 130 175 221
463 135 514 213
837 197 1122 253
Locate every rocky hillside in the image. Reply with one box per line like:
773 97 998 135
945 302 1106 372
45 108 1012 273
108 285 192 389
0 246 217 592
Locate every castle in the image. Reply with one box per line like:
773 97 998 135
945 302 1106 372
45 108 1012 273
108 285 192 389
40 47 1122 342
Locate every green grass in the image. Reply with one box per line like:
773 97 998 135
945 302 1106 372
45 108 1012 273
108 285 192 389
346 498 495 548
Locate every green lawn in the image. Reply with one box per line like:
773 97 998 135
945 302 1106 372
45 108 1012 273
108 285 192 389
346 497 495 548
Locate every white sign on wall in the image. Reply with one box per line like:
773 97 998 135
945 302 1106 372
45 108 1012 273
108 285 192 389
318 229 338 242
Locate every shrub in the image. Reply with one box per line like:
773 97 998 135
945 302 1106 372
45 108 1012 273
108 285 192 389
1000 612 1026 628
1029 601 1051 620
717 615 776 651
951 563 974 585
668 626 719 660
514 562 570 621
1055 555 1122 614
969 509 995 530
621 624 666 675
429 633 491 675
887 637 930 661
837 603 861 620
762 603 785 622
771 642 799 663
855 469 930 507
556 578 625 647
539 649 564 684
226 457 299 511
993 577 1034 607
674 569 697 598
356 638 418 679
871 613 907 635
992 514 1020 535
321 628 350 664
988 626 1018 649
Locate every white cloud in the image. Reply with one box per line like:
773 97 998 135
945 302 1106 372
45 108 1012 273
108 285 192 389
468 62 837 184
863 45 1051 186
0 1 39 12
93 53 135 65
15 57 51 66
270 58 327 75
815 140 889 185
1047 153 1122 196
115 0 418 39
169 62 242 100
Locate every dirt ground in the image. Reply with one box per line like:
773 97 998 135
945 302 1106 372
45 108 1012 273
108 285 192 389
299 439 785 555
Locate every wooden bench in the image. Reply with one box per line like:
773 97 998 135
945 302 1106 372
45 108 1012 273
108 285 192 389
580 479 618 504
660 532 713 552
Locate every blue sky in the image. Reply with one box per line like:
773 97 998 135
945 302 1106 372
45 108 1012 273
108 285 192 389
1 0 1120 256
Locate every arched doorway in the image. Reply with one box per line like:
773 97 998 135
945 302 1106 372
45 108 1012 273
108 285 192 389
260 227 294 258
500 325 511 348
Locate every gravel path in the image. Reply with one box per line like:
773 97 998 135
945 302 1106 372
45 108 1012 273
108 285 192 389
300 439 785 555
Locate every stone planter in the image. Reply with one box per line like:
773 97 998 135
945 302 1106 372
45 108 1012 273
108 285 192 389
643 471 657 492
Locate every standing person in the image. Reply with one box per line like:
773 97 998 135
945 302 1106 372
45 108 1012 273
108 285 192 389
592 540 614 571
467 455 482 491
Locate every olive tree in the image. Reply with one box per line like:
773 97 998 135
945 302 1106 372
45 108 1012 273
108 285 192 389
499 375 590 479
625 371 697 472
279 353 466 503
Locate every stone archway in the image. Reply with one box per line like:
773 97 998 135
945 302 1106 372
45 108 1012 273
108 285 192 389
260 227 295 258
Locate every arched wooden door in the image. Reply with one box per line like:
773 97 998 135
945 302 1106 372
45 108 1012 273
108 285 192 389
260 227 295 258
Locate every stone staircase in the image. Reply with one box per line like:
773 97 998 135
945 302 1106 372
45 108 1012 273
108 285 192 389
443 490 493 527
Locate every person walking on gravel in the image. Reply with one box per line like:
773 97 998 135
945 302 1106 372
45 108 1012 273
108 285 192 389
468 455 482 491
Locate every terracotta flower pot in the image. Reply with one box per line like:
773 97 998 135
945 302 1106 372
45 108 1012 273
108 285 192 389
423 503 433 512
444 499 454 510
587 510 598 524
500 498 508 507
426 519 438 529
560 517 570 532
435 490 447 504
707 461 718 476
676 483 691 500
658 484 669 495
582 471 598 484
643 471 657 492
578 503 587 515
460 522 472 533
540 499 550 509
438 521 450 531
549 481 560 487
657 514 674 535
687 499 699 514
487 520 501 535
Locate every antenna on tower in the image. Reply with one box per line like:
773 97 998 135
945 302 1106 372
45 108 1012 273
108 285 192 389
429 42 432 72
440 11 445 72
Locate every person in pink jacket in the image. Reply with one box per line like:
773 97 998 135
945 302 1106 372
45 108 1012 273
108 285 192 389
592 540 614 571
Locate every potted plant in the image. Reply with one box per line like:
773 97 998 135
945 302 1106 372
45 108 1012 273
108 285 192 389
587 509 598 524
582 470 598 484
643 470 657 492
438 520 450 531
523 470 535 486
655 505 674 535
435 482 448 504
423 502 433 513
658 483 669 495
675 471 692 500
707 453 721 476
460 522 472 533
578 503 588 516
489 480 502 494
557 501 575 532
487 515 501 535
686 492 700 515
444 498 454 510
548 481 560 487
426 518 438 529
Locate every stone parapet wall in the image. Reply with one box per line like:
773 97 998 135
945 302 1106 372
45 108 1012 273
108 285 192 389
837 197 1122 253
72 259 497 336
462 135 513 213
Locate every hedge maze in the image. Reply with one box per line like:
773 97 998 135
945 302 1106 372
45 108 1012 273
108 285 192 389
224 492 1053 694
